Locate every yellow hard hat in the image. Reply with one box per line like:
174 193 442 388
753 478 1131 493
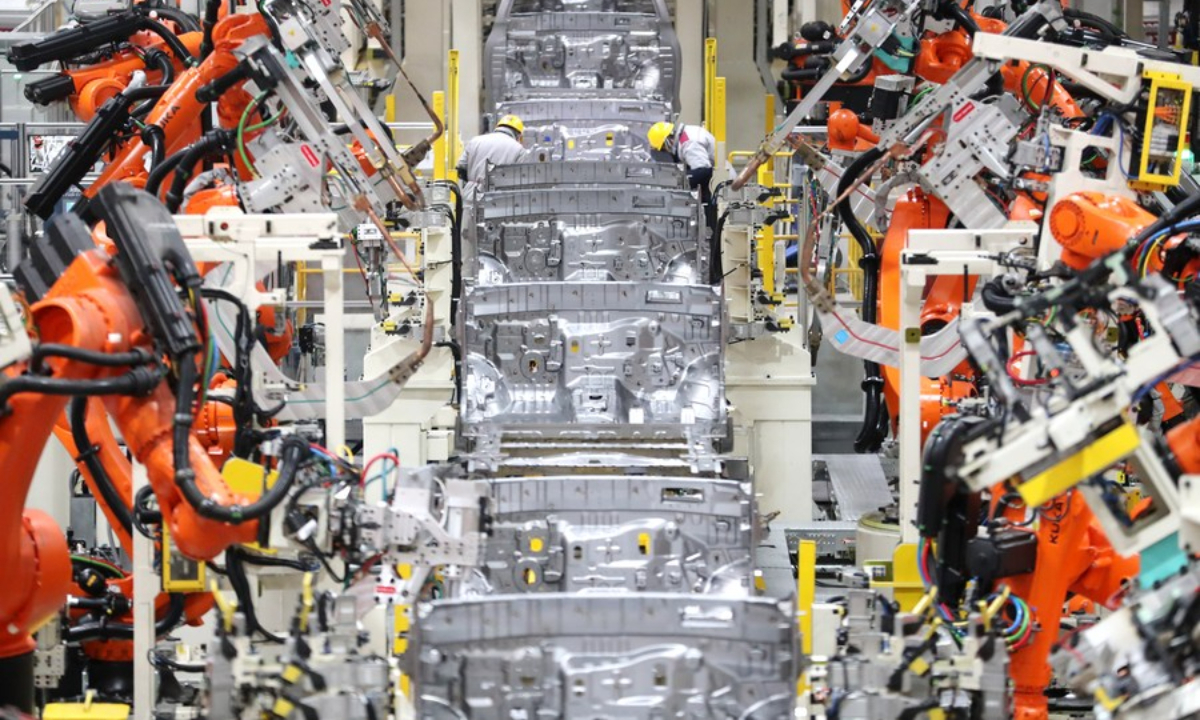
497 114 524 135
648 121 675 151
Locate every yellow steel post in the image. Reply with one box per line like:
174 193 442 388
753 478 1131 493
448 50 461 182
704 38 717 129
757 93 777 296
864 543 926 612
385 94 396 123
295 260 307 326
796 540 816 694
713 77 727 143
890 543 925 611
432 91 447 181
764 90 775 134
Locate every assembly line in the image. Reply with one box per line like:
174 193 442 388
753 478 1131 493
0 0 1195 718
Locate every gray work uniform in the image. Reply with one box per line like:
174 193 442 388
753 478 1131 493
456 127 525 193
675 124 716 172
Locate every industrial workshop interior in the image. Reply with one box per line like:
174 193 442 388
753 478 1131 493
3 0 1200 716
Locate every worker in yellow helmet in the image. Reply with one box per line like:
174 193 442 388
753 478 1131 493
648 121 716 202
456 114 526 192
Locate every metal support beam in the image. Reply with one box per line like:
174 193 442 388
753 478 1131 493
131 462 154 720
713 0 770 152
450 0 481 137
676 0 705 122
896 228 1033 543
398 0 449 134
1123 0 1145 41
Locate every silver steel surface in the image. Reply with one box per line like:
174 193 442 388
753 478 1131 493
483 474 756 594
410 594 799 720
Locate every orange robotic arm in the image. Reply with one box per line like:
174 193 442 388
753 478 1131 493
997 490 1139 720
827 108 880 152
0 187 279 698
86 13 266 194
24 33 203 122
1049 192 1155 270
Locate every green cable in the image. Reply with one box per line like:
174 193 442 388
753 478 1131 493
1004 597 1031 642
237 91 269 178
909 86 935 109
1021 64 1052 111
71 555 124 575
246 107 283 133
1141 235 1165 278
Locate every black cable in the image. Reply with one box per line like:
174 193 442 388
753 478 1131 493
836 147 888 453
430 181 463 323
147 5 201 33
199 0 221 60
69 397 134 537
200 287 265 456
31 344 153 374
141 47 174 85
1124 192 1200 258
435 340 462 404
980 278 1018 314
122 83 169 103
236 549 320 573
174 423 308 524
195 63 250 104
145 146 187 198
62 593 185 642
141 124 166 171
303 539 346 584
942 0 979 35
69 554 124 578
712 209 729 285
710 180 732 207
132 484 160 539
225 547 284 643
165 130 232 212
136 16 195 67
0 366 162 412
1062 8 1126 42
148 651 205 673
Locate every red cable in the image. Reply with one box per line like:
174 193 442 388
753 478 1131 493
361 452 401 488
1007 349 1049 386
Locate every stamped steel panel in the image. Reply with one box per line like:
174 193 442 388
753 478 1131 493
410 593 799 720
483 475 756 594
460 282 725 437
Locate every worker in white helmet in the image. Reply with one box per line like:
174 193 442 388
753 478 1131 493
648 121 716 202
456 114 526 194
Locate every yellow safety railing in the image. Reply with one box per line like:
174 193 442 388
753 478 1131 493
727 146 795 302
830 233 865 301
